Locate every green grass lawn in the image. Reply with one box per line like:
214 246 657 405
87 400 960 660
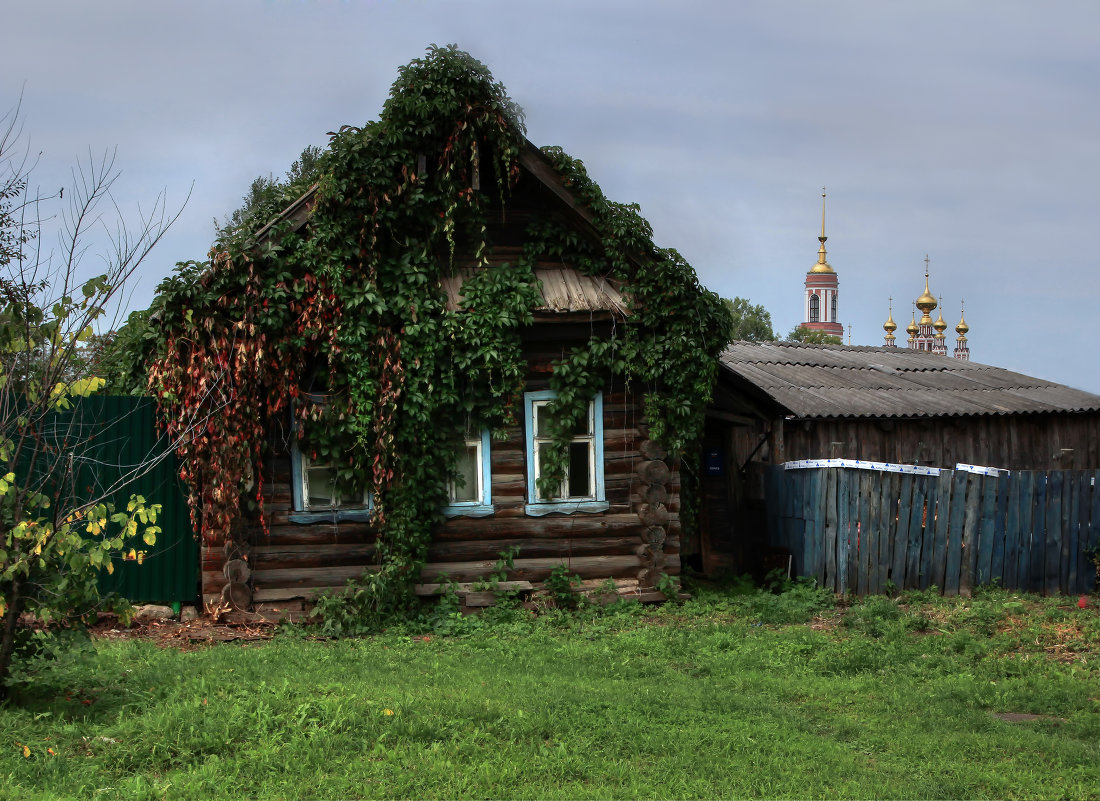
2 584 1098 800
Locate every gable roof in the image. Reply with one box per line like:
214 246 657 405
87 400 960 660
719 341 1100 419
253 139 634 318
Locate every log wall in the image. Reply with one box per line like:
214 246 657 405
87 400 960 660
202 382 681 605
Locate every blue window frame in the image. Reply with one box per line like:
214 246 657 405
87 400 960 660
443 429 495 518
289 397 372 524
524 390 608 516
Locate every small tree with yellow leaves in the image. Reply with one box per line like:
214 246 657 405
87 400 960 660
0 99 184 696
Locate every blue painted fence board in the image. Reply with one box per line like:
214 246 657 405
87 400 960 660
763 464 1097 597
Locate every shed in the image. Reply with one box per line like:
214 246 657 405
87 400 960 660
692 341 1100 575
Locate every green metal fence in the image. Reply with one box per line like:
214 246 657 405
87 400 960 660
47 396 197 604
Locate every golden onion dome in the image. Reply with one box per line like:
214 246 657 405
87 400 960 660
883 312 897 334
915 280 937 315
906 312 919 337
933 307 947 333
810 249 835 274
955 303 969 336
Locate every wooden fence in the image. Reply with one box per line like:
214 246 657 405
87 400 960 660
763 464 1099 596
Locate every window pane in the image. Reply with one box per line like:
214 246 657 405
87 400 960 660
567 441 592 498
536 442 556 500
569 409 592 436
338 483 361 507
452 444 480 502
307 464 361 508
307 466 338 508
534 403 550 437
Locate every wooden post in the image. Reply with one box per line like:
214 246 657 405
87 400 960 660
945 470 969 596
824 468 838 591
959 475 981 597
772 418 784 465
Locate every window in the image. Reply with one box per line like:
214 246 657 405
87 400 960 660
524 390 607 516
831 293 837 322
289 395 372 523
290 443 372 523
443 429 494 518
809 293 820 323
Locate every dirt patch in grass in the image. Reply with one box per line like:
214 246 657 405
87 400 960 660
997 612 1098 662
90 613 277 650
809 611 842 631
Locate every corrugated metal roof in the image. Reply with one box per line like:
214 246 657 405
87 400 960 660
439 267 628 315
720 342 1100 419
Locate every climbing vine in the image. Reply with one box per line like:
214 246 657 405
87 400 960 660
144 45 732 621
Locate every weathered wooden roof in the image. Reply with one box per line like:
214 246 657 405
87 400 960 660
439 267 628 316
719 342 1100 419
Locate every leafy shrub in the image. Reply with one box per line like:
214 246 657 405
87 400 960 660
544 565 583 609
737 578 835 625
843 596 904 638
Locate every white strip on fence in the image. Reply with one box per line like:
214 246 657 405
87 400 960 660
955 463 1011 477
782 458 942 476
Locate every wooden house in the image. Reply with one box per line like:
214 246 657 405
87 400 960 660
201 140 691 609
691 341 1100 575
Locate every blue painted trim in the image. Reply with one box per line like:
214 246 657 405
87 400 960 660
289 509 374 525
592 390 605 500
290 427 305 512
479 427 493 505
442 428 495 517
523 389 605 516
443 504 496 519
524 390 550 505
524 500 609 516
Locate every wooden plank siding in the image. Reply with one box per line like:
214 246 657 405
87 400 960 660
730 413 1100 473
761 465 1100 597
204 383 680 604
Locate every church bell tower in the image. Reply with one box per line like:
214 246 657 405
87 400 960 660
802 189 843 338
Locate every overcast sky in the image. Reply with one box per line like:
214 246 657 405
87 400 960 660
6 1 1100 392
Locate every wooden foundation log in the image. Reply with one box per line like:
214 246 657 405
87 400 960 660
419 554 643 583
643 485 669 507
221 581 252 610
253 554 644 591
437 512 646 539
222 558 252 583
428 535 645 563
639 459 670 485
222 540 251 561
644 525 667 548
252 542 378 570
247 523 378 546
637 503 670 528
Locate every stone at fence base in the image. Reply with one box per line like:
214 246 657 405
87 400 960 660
180 605 200 622
134 604 176 620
